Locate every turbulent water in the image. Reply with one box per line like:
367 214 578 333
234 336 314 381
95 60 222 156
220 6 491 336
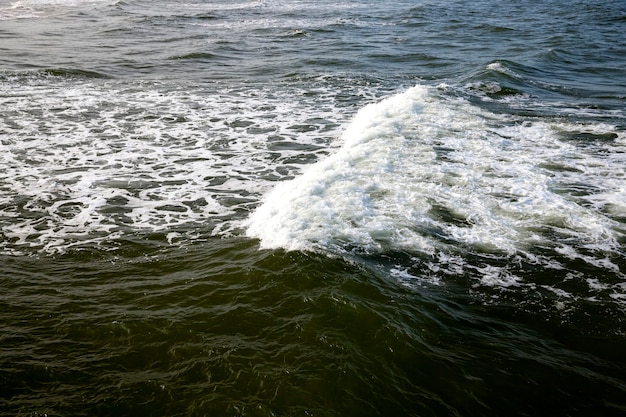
1 0 625 416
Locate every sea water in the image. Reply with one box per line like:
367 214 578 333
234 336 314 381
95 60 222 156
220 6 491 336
1 0 625 416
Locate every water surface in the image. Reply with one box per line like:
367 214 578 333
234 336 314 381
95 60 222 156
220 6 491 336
1 0 625 415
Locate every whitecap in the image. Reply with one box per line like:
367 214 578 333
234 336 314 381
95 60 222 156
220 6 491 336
246 84 625 275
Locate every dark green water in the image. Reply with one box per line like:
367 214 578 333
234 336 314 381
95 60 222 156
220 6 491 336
1 0 626 415
2 237 625 416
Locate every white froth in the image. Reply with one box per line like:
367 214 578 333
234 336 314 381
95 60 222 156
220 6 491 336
0 77 365 253
246 85 625 271
248 86 438 253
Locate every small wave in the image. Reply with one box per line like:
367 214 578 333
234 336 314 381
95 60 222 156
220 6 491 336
455 61 534 102
485 61 519 76
476 23 515 33
168 52 220 61
41 68 111 79
184 13 218 20
284 29 307 37
540 48 577 65
462 60 626 109
0 68 110 83
482 60 545 85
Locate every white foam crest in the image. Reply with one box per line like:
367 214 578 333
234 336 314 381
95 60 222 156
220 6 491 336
247 85 625 268
486 62 518 78
247 86 438 253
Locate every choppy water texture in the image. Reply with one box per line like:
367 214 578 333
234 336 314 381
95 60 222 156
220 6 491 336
1 0 626 416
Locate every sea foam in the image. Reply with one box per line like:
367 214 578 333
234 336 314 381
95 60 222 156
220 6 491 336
246 85 625 269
